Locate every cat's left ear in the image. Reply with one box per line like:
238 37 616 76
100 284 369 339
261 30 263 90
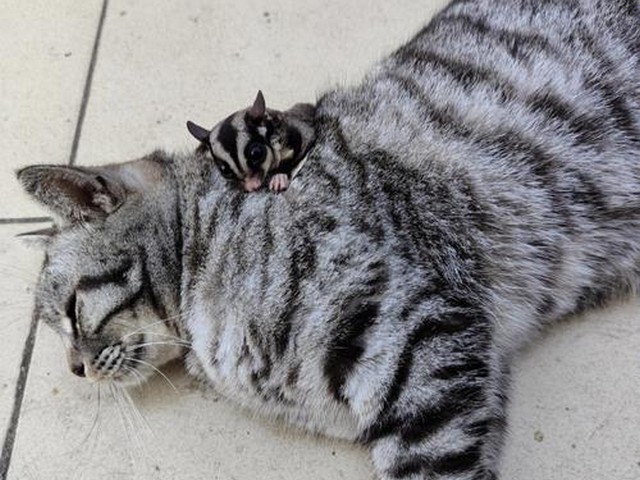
248 90 266 121
16 156 167 223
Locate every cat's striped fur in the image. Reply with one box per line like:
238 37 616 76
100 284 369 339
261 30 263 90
18 0 639 478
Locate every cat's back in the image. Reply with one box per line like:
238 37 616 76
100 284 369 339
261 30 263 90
317 0 639 174
307 0 640 339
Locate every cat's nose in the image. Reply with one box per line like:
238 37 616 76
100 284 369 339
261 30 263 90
70 361 86 378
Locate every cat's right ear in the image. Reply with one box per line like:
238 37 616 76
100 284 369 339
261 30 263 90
186 121 211 143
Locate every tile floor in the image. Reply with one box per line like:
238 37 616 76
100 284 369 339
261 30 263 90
1 1 639 479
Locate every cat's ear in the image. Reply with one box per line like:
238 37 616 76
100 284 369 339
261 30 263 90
248 90 266 121
186 120 210 143
16 157 167 223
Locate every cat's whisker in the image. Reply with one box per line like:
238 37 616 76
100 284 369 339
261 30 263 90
63 384 102 457
0 300 33 310
0 261 39 276
120 385 154 440
110 383 145 464
116 384 155 463
1 315 33 333
121 364 148 390
109 384 132 448
119 317 184 341
125 357 180 395
157 311 188 323
86 385 103 461
127 340 192 351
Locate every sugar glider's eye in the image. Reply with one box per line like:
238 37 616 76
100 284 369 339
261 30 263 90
245 142 267 170
217 161 236 180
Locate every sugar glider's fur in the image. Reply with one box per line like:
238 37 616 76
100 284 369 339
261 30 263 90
187 91 315 192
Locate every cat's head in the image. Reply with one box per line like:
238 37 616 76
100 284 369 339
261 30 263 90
17 153 185 385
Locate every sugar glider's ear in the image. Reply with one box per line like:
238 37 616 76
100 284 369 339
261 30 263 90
186 120 210 143
16 156 167 224
248 90 266 121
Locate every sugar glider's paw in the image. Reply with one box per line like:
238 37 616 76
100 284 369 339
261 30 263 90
269 174 290 192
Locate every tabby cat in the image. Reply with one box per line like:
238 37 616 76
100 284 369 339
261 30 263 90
17 0 639 478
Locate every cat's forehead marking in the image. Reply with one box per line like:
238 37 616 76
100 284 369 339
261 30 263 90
76 258 133 291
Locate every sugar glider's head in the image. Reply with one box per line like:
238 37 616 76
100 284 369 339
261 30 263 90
187 91 279 192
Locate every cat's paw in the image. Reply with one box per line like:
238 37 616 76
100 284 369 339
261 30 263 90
269 174 290 192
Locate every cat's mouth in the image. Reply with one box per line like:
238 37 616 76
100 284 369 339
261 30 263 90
67 334 186 385
88 343 126 381
76 342 145 384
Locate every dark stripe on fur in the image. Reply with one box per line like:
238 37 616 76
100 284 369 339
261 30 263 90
381 73 473 138
401 383 485 443
583 75 640 143
388 456 426 478
431 356 489 380
434 13 560 60
360 308 480 443
217 115 242 171
94 286 144 336
431 442 482 476
325 300 379 403
527 91 605 146
397 44 515 100
77 259 133 291
139 250 168 320
272 220 316 358
286 125 303 161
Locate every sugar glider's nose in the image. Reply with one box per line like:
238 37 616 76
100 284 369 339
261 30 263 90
243 175 263 192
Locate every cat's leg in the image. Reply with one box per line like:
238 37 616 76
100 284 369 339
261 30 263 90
361 339 509 480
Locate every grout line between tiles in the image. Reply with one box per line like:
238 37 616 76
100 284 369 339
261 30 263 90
0 217 52 226
68 0 109 166
0 2 110 478
0 314 39 480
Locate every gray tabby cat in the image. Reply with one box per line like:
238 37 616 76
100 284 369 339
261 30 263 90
17 0 639 478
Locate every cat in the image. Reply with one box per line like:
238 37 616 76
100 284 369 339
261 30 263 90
17 0 639 478
187 91 316 192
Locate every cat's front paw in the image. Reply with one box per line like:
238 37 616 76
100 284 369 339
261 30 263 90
269 174 290 192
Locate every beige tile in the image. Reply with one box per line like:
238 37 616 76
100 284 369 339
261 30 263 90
0 1 103 218
75 0 451 166
502 301 640 480
8 326 371 480
0 224 45 448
